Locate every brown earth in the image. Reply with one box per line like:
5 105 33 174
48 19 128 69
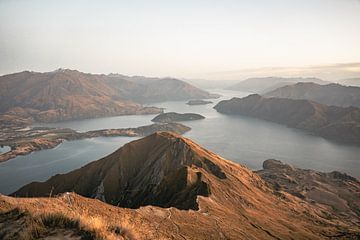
257 159 360 226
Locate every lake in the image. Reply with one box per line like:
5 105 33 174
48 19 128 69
0 146 11 154
1 89 359 194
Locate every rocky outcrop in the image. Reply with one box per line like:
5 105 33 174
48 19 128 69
257 159 360 222
152 112 205 123
214 94 360 145
264 82 360 107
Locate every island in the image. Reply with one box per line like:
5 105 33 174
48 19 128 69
186 100 213 105
151 112 205 123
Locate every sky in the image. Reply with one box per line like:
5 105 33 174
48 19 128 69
0 0 360 80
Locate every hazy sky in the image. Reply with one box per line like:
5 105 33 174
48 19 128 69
1 0 360 79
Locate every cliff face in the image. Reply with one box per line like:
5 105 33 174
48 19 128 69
214 94 360 144
0 69 217 123
6 132 360 239
264 82 360 107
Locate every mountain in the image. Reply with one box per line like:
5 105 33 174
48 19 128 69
0 69 160 123
0 69 217 123
13 132 222 210
264 82 360 107
336 77 360 87
214 94 360 145
105 74 220 103
227 77 329 93
6 132 360 239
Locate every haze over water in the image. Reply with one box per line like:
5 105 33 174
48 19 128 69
1 89 359 195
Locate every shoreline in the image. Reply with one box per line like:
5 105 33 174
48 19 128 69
0 123 191 163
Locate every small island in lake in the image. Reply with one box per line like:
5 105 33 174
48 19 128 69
186 100 213 105
152 112 205 123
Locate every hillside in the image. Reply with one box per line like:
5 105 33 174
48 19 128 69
265 82 360 107
227 77 328 93
4 132 359 239
214 94 360 145
256 159 360 223
107 75 220 103
0 69 217 123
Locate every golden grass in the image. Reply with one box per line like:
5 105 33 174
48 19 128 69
0 207 133 240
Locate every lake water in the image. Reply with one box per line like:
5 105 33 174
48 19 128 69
0 146 11 154
1 89 359 194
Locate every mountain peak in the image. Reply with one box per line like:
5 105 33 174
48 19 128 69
13 132 228 210
9 133 360 238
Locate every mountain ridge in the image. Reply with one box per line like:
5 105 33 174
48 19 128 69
0 69 217 123
6 132 360 239
227 77 329 93
264 82 360 107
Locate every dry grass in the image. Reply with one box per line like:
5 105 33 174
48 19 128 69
0 207 133 240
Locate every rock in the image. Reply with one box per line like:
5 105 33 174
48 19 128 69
257 159 360 221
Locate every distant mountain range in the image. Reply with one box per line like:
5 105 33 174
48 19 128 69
0 69 218 123
214 94 360 145
226 77 329 93
264 82 360 107
336 77 360 87
8 132 360 239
